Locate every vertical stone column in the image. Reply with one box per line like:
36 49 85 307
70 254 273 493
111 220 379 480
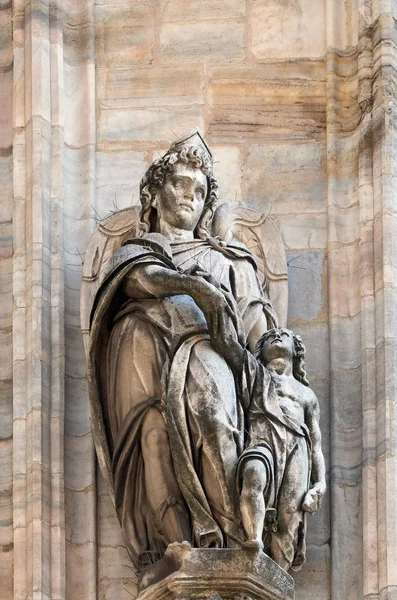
326 1 363 597
371 3 397 598
327 1 397 598
0 1 14 598
12 0 53 597
63 1 97 598
10 1 97 598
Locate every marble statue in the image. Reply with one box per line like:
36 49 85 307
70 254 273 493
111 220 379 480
211 324 326 571
80 129 325 591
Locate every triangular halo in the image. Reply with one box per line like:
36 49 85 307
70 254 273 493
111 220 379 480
170 127 213 161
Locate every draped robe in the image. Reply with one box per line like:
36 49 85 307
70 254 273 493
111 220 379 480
87 234 277 569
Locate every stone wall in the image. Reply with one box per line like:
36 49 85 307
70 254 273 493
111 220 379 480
1 1 397 600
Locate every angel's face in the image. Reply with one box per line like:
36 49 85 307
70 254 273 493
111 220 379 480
153 162 208 233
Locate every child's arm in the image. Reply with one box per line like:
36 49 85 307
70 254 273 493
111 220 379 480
302 391 326 513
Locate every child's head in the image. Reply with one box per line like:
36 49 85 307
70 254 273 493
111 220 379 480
255 328 309 386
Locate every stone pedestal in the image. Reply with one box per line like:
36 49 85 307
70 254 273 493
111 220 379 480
137 544 294 600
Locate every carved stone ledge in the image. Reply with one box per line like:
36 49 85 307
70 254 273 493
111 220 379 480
137 544 294 600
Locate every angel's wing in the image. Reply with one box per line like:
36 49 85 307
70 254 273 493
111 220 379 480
80 206 140 353
212 202 288 327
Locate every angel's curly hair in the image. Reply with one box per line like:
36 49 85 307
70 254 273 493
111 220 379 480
139 146 219 239
255 329 309 386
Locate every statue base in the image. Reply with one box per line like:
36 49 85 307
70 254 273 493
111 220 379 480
137 543 294 600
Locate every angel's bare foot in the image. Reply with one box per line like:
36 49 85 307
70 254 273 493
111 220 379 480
243 539 264 552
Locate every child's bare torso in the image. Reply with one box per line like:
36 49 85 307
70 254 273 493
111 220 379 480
271 373 312 427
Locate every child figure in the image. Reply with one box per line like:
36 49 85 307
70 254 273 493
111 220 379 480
237 328 326 571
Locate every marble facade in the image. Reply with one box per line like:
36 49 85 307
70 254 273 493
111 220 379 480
0 1 396 599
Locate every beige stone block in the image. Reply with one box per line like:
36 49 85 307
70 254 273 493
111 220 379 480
0 71 12 150
99 578 138 600
328 244 361 318
64 146 95 220
65 324 87 379
278 213 327 251
65 376 91 437
13 525 28 599
294 544 330 600
13 46 25 130
210 61 326 84
250 0 326 59
209 145 242 203
376 454 397 590
0 328 12 381
325 0 349 50
209 68 326 109
96 150 148 216
65 266 84 323
359 222 375 299
25 35 51 124
64 18 94 65
332 367 362 430
64 63 95 147
0 381 12 440
374 284 397 348
332 425 362 486
0 544 13 599
209 103 326 143
328 204 360 245
65 489 96 545
331 484 363 598
98 546 134 580
0 438 12 498
98 492 124 548
12 132 26 201
0 156 12 222
373 213 396 292
287 250 325 322
242 142 326 215
96 3 155 68
98 106 205 144
329 314 361 370
97 67 204 109
375 342 397 441
64 215 95 257
13 474 26 531
162 0 245 21
327 133 359 206
64 434 95 490
65 540 96 598
0 7 12 68
160 21 245 63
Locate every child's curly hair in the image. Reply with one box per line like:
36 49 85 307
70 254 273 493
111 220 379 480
255 329 309 386
139 146 219 240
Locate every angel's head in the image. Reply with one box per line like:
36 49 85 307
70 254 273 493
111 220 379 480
139 145 219 239
255 328 309 386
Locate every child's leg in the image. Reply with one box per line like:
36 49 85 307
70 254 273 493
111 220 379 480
240 458 267 548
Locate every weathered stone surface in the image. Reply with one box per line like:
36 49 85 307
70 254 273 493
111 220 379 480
162 0 245 21
98 106 205 144
96 150 148 215
287 251 325 322
138 546 294 600
98 67 205 109
250 0 326 59
95 3 155 67
160 21 245 63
